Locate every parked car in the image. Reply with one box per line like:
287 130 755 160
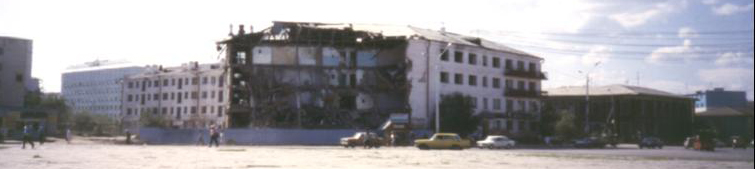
414 133 471 150
573 137 606 149
731 136 749 149
638 137 664 149
340 132 384 148
476 135 516 149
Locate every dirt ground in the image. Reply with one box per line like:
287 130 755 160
0 138 752 169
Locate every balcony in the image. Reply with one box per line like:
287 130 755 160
505 88 545 98
504 69 547 80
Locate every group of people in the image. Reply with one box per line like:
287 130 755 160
21 124 47 149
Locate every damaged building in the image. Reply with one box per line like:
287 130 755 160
219 21 546 135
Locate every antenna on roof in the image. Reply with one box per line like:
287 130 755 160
440 22 446 35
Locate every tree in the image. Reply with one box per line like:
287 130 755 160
554 110 581 140
139 111 170 128
435 93 480 137
71 112 117 136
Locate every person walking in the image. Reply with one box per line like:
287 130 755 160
208 126 220 148
65 128 72 144
22 125 35 149
38 125 46 145
125 129 132 145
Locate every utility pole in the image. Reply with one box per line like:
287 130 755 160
435 43 453 134
580 62 601 134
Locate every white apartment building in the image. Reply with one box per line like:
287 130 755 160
61 60 144 119
406 34 545 135
121 62 228 130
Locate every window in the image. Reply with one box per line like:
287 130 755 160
153 94 159 101
128 82 134 89
471 97 478 109
454 51 463 63
505 80 513 89
192 77 199 85
218 91 224 102
219 77 224 87
492 57 501 68
202 91 208 99
529 82 537 92
505 59 513 70
454 73 464 85
492 78 501 88
468 53 477 65
493 98 502 110
482 56 488 66
15 73 23 82
517 61 525 71
171 79 176 86
506 120 513 130
483 98 489 110
218 106 224 117
171 93 175 100
163 93 169 100
163 79 169 86
154 80 159 87
506 100 513 112
191 107 197 114
191 92 198 99
201 106 207 114
127 95 133 102
482 77 488 87
178 78 183 89
211 91 216 98
529 62 537 72
211 77 216 85
162 107 168 114
177 93 182 103
440 72 449 83
468 75 477 86
518 81 525 90
202 77 208 84
440 49 449 61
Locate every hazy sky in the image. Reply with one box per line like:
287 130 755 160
1 0 753 100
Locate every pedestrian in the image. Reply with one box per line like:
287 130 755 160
125 129 132 145
390 132 396 147
208 126 220 147
38 125 46 145
545 136 552 147
22 125 35 149
65 128 72 144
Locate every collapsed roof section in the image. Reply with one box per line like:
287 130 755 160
220 21 542 60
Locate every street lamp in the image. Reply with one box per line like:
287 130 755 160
578 61 601 134
435 43 453 134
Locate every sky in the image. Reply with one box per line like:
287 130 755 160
1 0 753 100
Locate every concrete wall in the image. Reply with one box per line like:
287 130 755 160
139 128 359 145
0 37 32 108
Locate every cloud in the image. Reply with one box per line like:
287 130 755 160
702 0 720 5
715 52 755 66
646 39 699 64
610 10 662 28
713 3 755 15
581 46 611 65
677 27 698 38
609 0 688 28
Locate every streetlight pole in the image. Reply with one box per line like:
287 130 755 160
436 43 453 134
580 62 601 134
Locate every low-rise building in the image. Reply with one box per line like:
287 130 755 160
545 85 695 143
688 88 753 140
121 62 228 130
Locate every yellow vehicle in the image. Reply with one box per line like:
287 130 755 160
414 133 471 150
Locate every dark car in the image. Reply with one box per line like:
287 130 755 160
639 137 664 149
574 137 606 149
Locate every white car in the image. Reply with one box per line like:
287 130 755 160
477 135 516 149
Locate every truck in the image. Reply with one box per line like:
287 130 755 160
414 133 471 150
